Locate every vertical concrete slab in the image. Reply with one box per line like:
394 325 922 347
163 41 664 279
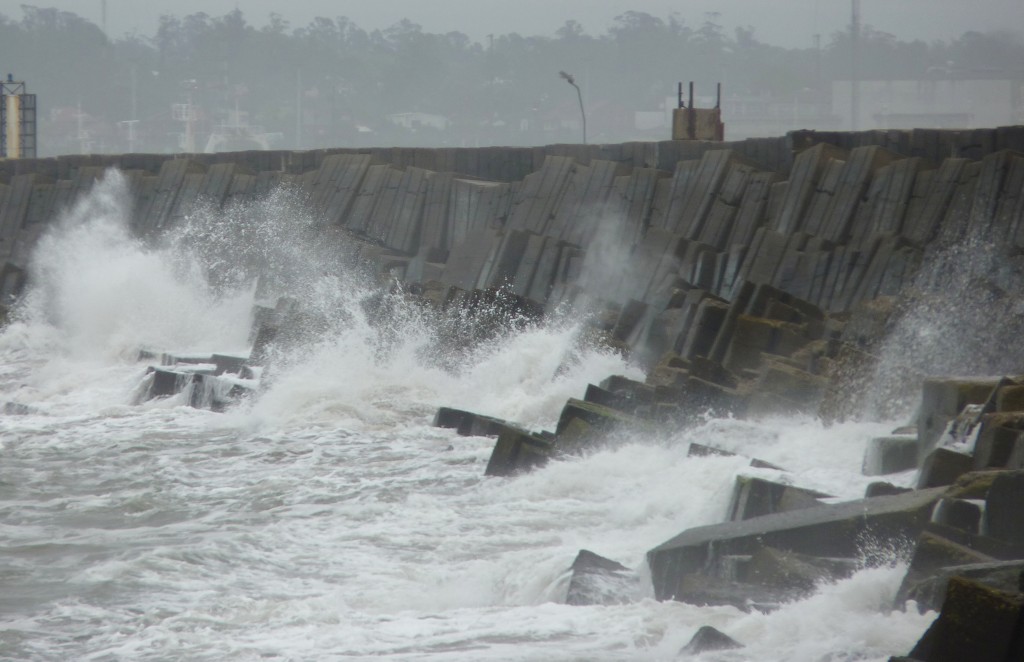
772 143 848 235
321 154 373 226
440 227 500 290
346 164 391 234
729 170 779 248
0 174 38 250
384 166 430 254
420 172 455 250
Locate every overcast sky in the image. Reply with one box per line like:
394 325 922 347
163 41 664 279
1 1 1021 47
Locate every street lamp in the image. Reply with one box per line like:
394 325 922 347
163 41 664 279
559 70 586 144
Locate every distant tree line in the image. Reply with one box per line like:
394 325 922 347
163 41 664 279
1 5 1021 154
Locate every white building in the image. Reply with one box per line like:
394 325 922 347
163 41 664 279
386 112 449 131
833 79 1024 131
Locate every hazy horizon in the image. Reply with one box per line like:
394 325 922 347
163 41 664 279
1 0 1022 48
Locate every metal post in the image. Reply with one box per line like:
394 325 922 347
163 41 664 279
296 68 303 149
688 81 696 139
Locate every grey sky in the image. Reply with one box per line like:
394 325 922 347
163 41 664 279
1 1 1021 47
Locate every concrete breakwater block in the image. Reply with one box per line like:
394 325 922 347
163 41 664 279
742 545 857 593
188 373 256 411
974 412 1024 471
432 407 511 437
863 434 919 476
679 626 743 655
726 475 832 521
899 559 1024 614
986 470 1024 546
554 398 645 436
903 576 1024 662
894 468 1024 613
686 443 784 470
916 447 974 488
140 364 255 412
484 427 553 477
431 406 553 476
918 376 1001 458
647 487 946 602
564 550 639 606
144 366 203 400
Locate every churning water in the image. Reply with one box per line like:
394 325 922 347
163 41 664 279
0 173 936 661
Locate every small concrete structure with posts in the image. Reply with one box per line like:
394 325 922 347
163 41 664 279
672 82 724 141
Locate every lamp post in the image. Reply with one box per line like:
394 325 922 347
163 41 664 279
559 70 586 144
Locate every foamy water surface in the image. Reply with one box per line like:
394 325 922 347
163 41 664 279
0 173 935 661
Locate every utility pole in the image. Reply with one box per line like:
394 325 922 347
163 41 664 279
851 0 861 131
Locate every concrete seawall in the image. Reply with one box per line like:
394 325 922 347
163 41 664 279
3 126 1024 315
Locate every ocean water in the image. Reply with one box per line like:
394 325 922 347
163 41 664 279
0 173 937 661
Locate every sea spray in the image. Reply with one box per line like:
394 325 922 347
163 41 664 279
18 170 252 359
859 231 1024 420
0 175 938 662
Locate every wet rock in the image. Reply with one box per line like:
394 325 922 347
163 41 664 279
727 475 831 521
210 354 248 376
743 545 856 592
944 470 1002 500
912 560 1024 616
688 355 740 389
865 481 912 498
248 323 278 366
916 447 974 489
986 470 1024 546
553 417 598 456
598 374 656 402
442 287 544 343
863 434 919 476
995 384 1024 412
679 626 743 655
746 360 827 415
564 550 639 606
896 529 999 610
906 576 1024 662
610 299 647 342
484 427 552 477
919 522 1024 564
933 497 983 533
145 367 200 399
188 373 256 411
817 343 883 424
662 374 748 418
973 414 1024 470
554 398 645 436
433 407 510 437
686 443 784 471
687 442 736 459
723 314 809 373
582 383 645 416
917 377 1000 458
648 487 946 602
669 573 807 612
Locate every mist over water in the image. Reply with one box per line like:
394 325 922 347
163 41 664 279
0 178 935 660
859 232 1024 420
